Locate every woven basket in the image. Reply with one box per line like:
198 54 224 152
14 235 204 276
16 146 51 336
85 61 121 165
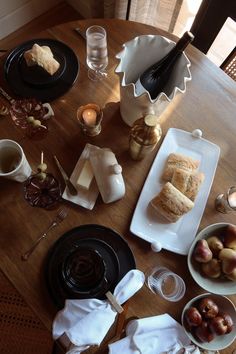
0 270 53 354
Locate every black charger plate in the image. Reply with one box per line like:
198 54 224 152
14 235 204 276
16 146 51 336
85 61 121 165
45 224 136 309
4 38 79 102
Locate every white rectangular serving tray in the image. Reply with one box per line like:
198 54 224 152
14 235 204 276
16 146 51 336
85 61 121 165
130 128 220 255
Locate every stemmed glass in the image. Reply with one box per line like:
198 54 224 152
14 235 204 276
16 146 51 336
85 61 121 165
86 25 108 81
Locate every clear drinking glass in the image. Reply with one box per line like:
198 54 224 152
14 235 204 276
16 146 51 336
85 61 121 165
145 266 186 302
86 25 108 81
215 186 236 213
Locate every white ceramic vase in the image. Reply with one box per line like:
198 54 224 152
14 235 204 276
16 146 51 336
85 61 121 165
115 35 192 126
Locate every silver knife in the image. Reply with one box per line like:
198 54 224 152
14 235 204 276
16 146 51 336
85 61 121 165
54 155 77 196
74 27 86 40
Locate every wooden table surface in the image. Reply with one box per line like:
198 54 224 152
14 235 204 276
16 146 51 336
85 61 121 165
0 18 236 353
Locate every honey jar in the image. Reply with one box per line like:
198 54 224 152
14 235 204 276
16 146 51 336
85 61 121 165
129 114 162 160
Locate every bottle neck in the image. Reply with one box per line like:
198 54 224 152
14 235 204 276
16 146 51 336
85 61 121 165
175 31 194 52
150 31 194 74
169 31 194 57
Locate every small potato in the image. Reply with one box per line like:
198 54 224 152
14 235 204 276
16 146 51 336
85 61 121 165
226 268 236 281
224 225 236 250
201 259 222 278
219 248 236 275
207 236 224 256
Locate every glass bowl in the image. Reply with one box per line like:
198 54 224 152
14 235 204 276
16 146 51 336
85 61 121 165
10 98 48 139
23 173 61 209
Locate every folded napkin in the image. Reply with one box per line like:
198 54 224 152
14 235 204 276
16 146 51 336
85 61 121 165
108 314 201 354
52 269 145 353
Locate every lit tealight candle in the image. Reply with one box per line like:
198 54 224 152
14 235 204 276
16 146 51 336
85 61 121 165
82 108 97 126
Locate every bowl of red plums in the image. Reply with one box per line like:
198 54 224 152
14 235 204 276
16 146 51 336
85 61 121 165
181 293 236 350
188 223 236 295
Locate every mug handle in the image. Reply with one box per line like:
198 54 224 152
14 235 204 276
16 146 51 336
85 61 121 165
42 103 54 120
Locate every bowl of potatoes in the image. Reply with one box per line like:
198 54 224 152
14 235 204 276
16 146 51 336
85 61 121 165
181 293 236 351
188 223 236 295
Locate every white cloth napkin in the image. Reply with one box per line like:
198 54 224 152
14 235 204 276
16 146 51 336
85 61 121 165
108 314 201 354
52 269 145 353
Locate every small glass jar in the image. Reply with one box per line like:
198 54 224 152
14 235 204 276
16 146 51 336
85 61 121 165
215 186 236 213
77 103 103 137
129 114 162 160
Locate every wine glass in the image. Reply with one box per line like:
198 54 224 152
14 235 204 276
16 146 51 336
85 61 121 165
86 25 108 81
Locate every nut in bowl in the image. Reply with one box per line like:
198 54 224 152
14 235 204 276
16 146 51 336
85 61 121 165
188 223 236 295
181 293 236 351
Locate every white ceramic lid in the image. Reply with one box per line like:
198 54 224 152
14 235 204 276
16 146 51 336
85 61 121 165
89 147 125 204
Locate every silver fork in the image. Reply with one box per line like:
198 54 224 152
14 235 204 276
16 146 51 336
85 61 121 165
21 208 68 261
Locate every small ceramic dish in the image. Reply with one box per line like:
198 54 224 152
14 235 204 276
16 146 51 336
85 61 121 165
181 293 236 351
188 223 236 295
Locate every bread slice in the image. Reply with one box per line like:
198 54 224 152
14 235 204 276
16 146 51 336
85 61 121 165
151 182 194 223
171 168 205 201
24 43 60 75
162 153 200 181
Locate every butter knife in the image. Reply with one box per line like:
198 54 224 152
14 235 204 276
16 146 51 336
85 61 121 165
74 27 86 40
54 155 77 196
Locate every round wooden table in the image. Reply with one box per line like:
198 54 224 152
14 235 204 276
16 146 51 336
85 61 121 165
0 18 235 354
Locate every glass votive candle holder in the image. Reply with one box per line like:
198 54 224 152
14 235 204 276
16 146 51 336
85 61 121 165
77 103 103 137
215 186 236 213
145 266 186 302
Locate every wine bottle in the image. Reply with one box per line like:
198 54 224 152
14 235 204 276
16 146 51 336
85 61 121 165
135 31 194 100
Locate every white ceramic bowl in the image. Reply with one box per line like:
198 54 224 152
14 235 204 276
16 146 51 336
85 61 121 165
181 293 236 351
188 223 236 295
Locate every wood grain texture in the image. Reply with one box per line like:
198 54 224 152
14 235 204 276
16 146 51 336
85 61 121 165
0 18 236 354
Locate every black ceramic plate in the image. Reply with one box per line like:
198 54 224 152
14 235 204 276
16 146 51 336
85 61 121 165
45 224 136 309
4 38 79 102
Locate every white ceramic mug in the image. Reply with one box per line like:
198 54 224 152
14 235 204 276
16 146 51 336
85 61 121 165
0 139 32 182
